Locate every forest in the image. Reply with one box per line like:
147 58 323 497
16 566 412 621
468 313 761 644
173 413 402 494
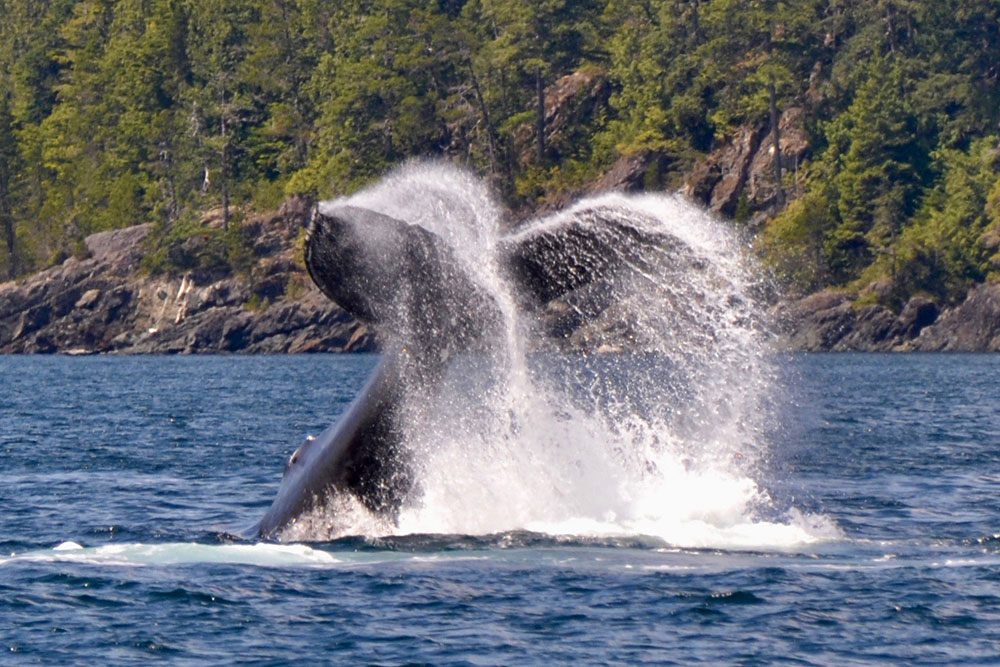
2 0 1000 308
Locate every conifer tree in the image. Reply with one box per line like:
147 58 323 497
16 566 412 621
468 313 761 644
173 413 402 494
823 60 927 282
187 0 258 229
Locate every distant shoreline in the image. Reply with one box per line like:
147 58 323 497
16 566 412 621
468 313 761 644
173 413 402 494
4 204 1000 355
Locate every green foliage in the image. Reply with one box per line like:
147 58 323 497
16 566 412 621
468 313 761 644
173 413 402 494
243 292 270 312
282 273 308 302
141 210 254 277
801 58 929 285
889 140 1000 303
1 0 1000 309
761 186 837 295
0 92 22 279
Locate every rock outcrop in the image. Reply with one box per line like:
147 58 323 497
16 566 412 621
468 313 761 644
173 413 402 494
584 150 673 195
772 290 941 351
744 107 811 213
907 283 1000 351
0 202 373 355
684 107 812 221
513 69 612 167
8 201 1000 354
773 283 1000 352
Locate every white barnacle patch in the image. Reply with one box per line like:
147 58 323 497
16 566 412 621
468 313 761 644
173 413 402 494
286 435 315 471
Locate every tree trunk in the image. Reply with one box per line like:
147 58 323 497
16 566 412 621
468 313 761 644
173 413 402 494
768 72 784 208
1 211 14 280
467 61 499 176
221 111 230 231
535 67 545 162
0 99 18 279
0 161 13 279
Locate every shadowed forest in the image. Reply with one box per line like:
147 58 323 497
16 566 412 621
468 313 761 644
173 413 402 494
2 0 1000 309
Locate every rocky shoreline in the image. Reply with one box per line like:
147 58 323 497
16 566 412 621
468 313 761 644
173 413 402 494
0 201 374 355
774 285 1000 352
3 198 1000 355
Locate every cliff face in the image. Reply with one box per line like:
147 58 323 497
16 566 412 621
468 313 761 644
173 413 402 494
683 107 811 224
0 202 373 354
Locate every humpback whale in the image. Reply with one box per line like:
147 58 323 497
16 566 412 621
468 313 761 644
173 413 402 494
251 178 715 540
254 204 500 538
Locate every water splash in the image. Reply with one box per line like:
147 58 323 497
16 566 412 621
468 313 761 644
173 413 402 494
287 161 836 549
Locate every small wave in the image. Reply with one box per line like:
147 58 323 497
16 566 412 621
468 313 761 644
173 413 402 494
966 533 1000 548
0 517 843 571
289 517 841 554
1 541 339 567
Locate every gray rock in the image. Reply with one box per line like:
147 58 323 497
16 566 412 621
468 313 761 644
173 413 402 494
773 290 854 351
685 107 812 222
774 290 950 352
911 284 1000 351
0 207 371 355
75 289 101 310
744 107 812 213
708 125 764 216
895 297 939 340
836 305 896 350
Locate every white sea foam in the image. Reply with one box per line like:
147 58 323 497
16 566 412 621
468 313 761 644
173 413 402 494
2 542 339 567
302 161 839 551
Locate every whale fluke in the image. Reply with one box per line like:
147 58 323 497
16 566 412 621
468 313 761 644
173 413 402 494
306 204 504 371
255 204 507 538
501 210 678 307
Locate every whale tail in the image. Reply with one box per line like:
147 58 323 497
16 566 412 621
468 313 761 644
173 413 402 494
256 197 703 538
306 203 693 360
306 204 504 376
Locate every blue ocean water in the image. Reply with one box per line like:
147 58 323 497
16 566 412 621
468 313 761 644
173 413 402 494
2 353 1000 664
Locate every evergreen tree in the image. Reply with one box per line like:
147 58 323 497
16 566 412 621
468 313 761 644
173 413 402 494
891 140 999 302
0 0 999 305
822 59 928 282
291 0 461 196
187 0 258 228
476 0 601 159
242 0 319 197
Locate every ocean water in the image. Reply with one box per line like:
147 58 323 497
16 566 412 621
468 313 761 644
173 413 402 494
2 353 999 664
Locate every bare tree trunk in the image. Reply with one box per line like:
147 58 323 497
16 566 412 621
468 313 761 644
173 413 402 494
221 110 230 231
768 72 784 208
467 61 499 176
278 0 308 169
2 212 14 280
0 161 14 279
166 170 179 224
0 98 18 279
884 6 897 53
535 67 545 162
157 144 180 225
